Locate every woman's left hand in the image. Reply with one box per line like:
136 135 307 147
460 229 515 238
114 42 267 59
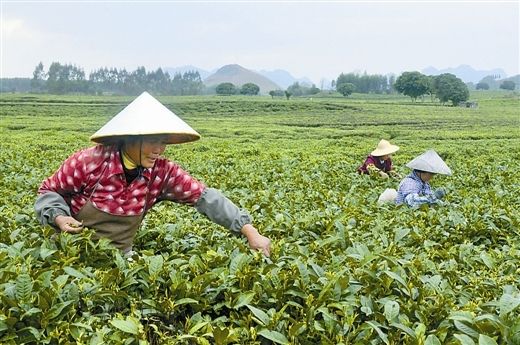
389 170 402 179
241 224 271 257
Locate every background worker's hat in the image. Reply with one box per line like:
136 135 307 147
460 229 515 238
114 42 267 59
406 149 452 175
371 139 400 156
90 91 200 144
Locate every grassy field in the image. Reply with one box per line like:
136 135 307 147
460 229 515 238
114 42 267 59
0 92 519 344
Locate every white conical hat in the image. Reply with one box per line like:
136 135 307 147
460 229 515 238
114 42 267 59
406 149 452 175
90 92 200 144
371 139 399 156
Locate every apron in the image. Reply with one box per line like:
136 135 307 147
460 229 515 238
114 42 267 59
75 201 144 253
73 164 150 253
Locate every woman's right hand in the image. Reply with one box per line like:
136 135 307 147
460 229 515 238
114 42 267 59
379 171 389 179
434 188 446 199
54 215 84 233
241 224 271 257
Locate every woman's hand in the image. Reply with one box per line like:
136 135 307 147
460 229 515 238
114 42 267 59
241 224 271 257
54 215 84 233
379 171 389 179
434 188 446 199
389 170 402 179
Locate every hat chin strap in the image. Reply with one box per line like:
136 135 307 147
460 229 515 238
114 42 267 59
139 139 142 167
138 139 143 177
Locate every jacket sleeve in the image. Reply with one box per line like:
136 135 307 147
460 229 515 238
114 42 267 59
396 176 433 206
161 161 206 205
34 191 71 226
35 148 90 226
194 188 252 233
403 193 439 208
38 149 88 196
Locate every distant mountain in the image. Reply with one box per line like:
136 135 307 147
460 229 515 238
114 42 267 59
503 74 520 89
477 74 520 90
163 65 313 90
204 64 281 94
163 65 212 79
258 69 314 89
422 65 506 84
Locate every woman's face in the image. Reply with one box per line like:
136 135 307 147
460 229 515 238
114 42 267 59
419 171 434 182
125 135 168 168
381 154 391 160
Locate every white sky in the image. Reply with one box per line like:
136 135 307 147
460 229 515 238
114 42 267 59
1 1 519 83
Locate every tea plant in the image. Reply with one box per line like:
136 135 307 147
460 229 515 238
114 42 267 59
0 92 519 344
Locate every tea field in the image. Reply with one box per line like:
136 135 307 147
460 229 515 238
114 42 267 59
0 92 519 344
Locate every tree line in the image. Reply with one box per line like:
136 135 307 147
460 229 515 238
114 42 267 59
30 62 204 95
26 62 400 97
335 71 472 105
214 82 261 95
335 73 395 95
2 61 516 100
476 79 516 91
215 81 322 98
392 71 469 105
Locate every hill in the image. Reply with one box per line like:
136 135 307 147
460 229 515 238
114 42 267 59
257 69 314 89
477 74 520 90
204 64 281 94
422 64 506 84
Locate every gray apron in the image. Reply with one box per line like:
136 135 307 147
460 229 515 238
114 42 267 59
75 201 144 253
74 165 150 253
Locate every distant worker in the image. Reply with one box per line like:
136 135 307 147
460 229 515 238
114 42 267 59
393 149 451 207
358 139 401 179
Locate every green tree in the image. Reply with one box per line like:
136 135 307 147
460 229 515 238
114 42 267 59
500 80 516 90
308 84 320 95
425 76 436 102
171 73 184 95
46 62 88 94
269 90 284 98
128 66 148 94
336 72 389 94
394 71 430 101
240 83 260 95
287 82 304 96
286 82 318 96
31 62 46 92
337 82 355 97
148 68 170 95
216 82 236 95
478 75 499 89
432 73 469 106
387 75 396 94
173 71 204 95
90 67 129 94
284 90 292 100
476 82 489 90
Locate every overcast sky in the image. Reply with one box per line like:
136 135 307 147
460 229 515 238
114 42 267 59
1 1 519 83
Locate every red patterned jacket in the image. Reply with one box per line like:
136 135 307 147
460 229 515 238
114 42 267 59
38 145 205 216
357 155 393 175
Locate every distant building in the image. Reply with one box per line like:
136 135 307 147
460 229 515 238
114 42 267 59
458 101 479 109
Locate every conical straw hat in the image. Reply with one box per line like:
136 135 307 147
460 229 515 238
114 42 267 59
406 149 452 175
371 139 399 156
90 92 200 144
